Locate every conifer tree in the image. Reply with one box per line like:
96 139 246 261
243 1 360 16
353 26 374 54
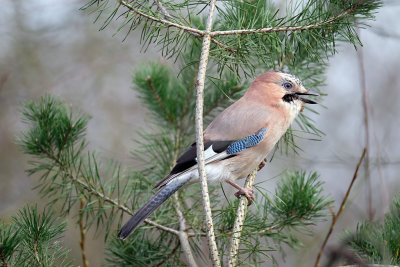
0 0 387 266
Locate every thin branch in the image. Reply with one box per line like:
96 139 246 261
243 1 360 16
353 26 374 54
194 0 221 266
39 146 181 236
153 0 173 20
79 198 89 267
119 0 235 53
314 148 367 267
210 38 237 53
70 173 180 236
172 194 198 267
356 31 375 221
210 4 361 36
227 169 257 267
118 0 204 36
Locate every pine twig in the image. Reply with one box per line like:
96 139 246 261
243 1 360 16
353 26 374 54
118 0 236 53
70 174 180 236
39 146 180 236
210 3 362 36
227 169 257 267
153 0 172 20
194 0 221 266
314 148 367 267
79 198 89 267
210 38 237 53
172 194 198 267
118 0 203 36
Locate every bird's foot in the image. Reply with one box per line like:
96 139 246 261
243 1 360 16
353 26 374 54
258 157 267 171
234 187 255 206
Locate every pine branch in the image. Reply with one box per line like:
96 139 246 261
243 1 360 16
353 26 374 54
153 0 173 20
117 0 203 36
210 38 237 53
39 145 180 236
120 0 236 52
69 168 180 236
210 1 367 36
194 0 221 265
227 169 257 267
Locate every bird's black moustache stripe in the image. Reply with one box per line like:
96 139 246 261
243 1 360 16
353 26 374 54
282 93 299 103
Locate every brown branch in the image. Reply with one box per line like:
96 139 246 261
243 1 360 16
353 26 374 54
210 4 361 37
314 148 367 267
228 169 258 267
210 38 237 53
79 198 89 267
357 30 374 221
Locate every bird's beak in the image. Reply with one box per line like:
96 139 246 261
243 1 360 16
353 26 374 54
295 90 319 104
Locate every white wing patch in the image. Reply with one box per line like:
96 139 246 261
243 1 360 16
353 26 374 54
194 145 220 162
203 145 218 160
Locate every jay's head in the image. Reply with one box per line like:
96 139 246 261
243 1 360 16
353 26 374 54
248 71 318 108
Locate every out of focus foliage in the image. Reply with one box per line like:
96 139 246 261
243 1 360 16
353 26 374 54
345 196 400 265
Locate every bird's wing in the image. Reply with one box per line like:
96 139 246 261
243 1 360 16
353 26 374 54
118 127 268 239
204 98 271 141
153 128 267 189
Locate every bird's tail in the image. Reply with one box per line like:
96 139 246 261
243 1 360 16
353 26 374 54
117 173 191 239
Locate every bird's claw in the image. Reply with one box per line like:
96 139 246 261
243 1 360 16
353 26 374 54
234 188 255 206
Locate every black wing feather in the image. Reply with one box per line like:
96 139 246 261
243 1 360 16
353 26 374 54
153 140 234 189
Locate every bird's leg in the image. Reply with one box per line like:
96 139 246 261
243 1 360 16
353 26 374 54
225 179 255 205
258 157 267 171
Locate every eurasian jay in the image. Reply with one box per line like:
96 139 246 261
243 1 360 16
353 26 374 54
118 71 318 239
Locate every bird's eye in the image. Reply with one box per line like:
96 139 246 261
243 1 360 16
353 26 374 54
283 82 292 90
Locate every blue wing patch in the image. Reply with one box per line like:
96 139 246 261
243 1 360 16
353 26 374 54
226 128 267 154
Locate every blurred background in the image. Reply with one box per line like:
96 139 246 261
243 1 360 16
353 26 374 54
1 0 399 266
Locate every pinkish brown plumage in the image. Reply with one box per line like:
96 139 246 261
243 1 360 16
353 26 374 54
118 71 318 239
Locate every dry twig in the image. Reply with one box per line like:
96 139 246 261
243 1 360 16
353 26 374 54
314 148 367 267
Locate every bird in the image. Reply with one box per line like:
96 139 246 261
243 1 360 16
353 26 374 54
117 71 318 239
